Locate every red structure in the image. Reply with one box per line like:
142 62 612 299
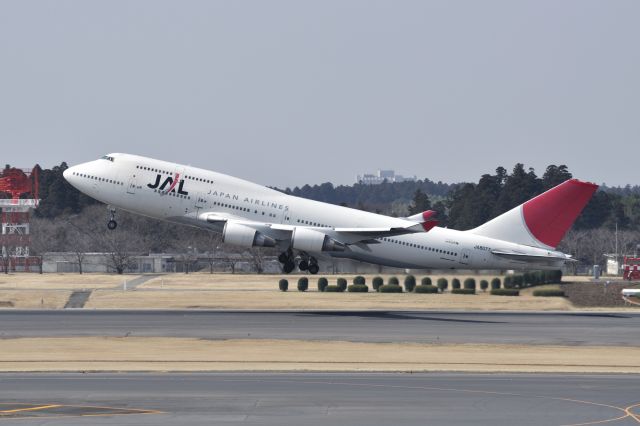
622 257 640 281
0 167 40 273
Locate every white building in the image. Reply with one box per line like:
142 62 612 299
356 170 417 185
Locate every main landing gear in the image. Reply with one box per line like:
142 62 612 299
279 249 319 274
107 208 117 230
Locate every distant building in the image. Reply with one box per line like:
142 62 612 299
356 170 417 185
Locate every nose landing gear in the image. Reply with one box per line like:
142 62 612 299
107 208 117 230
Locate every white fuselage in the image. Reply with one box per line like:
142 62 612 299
64 153 567 270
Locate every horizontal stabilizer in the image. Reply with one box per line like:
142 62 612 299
491 250 576 264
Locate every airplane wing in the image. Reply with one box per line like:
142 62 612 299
197 211 435 247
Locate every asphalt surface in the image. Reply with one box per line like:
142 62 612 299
0 373 639 425
1 310 639 346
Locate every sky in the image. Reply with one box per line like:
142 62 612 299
1 1 639 188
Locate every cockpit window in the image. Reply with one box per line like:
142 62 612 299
101 155 115 162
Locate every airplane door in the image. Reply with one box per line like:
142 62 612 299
126 175 137 195
459 249 472 266
193 192 206 216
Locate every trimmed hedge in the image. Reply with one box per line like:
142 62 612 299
324 285 341 292
372 276 384 292
348 284 369 292
533 289 565 297
491 278 501 290
415 285 439 294
279 279 288 292
452 278 461 289
388 276 400 286
479 280 489 291
297 277 308 292
503 276 514 289
353 275 366 285
404 275 416 292
421 277 432 286
379 284 403 293
337 278 348 292
463 278 476 290
451 288 475 295
437 278 448 292
491 288 520 296
317 277 328 292
512 275 524 288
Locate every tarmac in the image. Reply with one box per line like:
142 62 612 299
0 310 638 345
0 372 639 425
1 310 639 424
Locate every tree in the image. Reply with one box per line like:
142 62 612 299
408 189 431 215
542 165 572 190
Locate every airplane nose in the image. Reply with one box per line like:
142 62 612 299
63 166 77 184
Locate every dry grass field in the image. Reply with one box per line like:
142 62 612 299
0 273 135 290
0 336 638 373
0 272 636 311
86 286 572 310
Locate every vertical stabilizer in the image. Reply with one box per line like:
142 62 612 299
468 179 598 249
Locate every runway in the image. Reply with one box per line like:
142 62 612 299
0 373 639 425
1 310 638 345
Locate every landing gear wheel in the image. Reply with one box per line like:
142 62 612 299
308 263 319 275
283 261 295 274
107 220 118 230
298 260 309 271
278 252 289 263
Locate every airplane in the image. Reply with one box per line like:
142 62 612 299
63 153 598 274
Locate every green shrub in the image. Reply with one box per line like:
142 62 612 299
544 270 563 284
324 285 340 292
404 275 416 292
452 278 461 289
379 284 403 293
348 284 368 292
372 276 384 292
421 277 432 286
463 278 476 290
278 279 288 292
297 277 308 292
512 275 524 288
353 275 366 285
480 280 489 291
414 285 438 294
451 288 475 295
490 278 501 290
317 277 328 292
388 276 400 286
503 276 514 289
337 278 348 292
436 278 448 292
491 288 520 296
533 289 565 297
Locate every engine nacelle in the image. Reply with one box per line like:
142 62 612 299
291 227 346 252
222 222 276 248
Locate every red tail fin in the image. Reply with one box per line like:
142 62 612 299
522 179 598 248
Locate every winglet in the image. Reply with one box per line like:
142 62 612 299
406 210 439 232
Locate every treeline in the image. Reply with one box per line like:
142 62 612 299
278 179 455 214
443 164 639 231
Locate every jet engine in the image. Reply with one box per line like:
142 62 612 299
291 227 346 252
222 222 276 248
